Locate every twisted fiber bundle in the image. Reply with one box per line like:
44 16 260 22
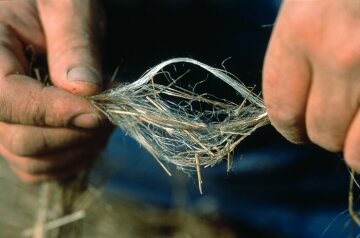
90 58 269 175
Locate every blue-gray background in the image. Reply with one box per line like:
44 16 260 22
97 1 356 237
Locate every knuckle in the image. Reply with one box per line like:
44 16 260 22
269 112 307 144
18 86 67 127
22 90 46 126
41 87 74 127
48 98 70 126
51 41 94 63
265 101 308 143
308 133 343 152
330 44 360 71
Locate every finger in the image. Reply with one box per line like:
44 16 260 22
263 35 312 144
0 1 46 52
11 157 93 184
306 74 358 152
37 0 105 96
0 24 28 76
344 109 360 170
0 122 103 156
0 142 101 175
0 75 103 128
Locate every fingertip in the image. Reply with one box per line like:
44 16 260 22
263 43 311 146
267 108 309 144
282 132 309 145
12 167 46 184
307 131 344 153
66 66 103 96
345 150 360 172
37 0 104 97
70 112 102 129
273 127 309 145
51 66 103 97
344 110 360 171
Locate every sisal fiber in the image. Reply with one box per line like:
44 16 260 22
90 58 269 174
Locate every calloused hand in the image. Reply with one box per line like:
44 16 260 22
263 0 360 169
0 0 110 183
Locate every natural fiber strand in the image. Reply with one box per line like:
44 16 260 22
349 169 360 226
90 58 269 173
90 57 269 193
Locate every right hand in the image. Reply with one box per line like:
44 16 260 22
263 0 360 169
0 0 110 183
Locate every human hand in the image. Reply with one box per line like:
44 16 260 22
263 0 360 169
0 0 109 183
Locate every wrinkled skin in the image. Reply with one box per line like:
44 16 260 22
0 0 110 183
263 0 360 169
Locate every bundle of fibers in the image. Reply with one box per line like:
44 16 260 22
90 58 269 174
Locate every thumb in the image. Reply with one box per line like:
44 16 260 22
37 0 106 96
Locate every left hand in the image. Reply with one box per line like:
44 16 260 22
0 0 111 183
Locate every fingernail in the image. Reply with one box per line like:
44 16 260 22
71 113 101 128
67 67 102 86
